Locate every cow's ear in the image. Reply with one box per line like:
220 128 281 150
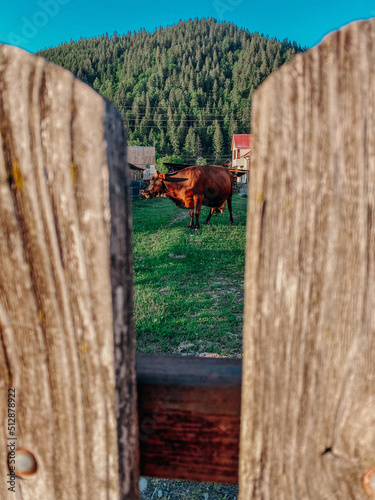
159 173 166 180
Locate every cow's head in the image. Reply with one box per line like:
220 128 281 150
141 171 167 198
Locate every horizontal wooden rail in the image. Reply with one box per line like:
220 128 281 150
136 354 242 484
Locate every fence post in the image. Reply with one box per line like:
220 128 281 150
240 19 375 499
0 44 139 499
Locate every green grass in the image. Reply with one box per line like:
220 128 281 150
132 195 247 356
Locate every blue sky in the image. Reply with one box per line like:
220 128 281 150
1 0 374 53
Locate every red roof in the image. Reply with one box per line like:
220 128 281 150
232 134 252 150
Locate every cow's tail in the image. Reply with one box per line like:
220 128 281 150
228 172 234 225
230 172 235 196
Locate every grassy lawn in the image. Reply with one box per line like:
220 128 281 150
132 195 247 357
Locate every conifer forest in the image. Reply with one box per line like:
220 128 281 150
39 18 304 164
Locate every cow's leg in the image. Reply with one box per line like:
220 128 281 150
203 208 214 225
188 209 195 229
228 195 234 225
193 195 203 230
194 213 200 230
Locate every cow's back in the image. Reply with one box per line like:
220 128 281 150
178 165 233 192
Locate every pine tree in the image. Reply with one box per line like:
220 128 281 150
213 121 224 162
167 107 180 155
93 77 101 91
195 134 203 160
184 126 196 159
148 129 157 147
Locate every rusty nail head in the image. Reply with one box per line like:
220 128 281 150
363 468 375 498
12 449 38 478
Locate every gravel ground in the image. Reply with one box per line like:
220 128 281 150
140 477 238 500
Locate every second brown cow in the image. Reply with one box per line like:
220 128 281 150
141 165 234 230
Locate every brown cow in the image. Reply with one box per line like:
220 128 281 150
141 165 234 230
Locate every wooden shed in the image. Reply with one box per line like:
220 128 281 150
128 162 145 180
127 146 155 179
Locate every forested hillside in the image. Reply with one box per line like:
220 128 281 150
39 18 304 163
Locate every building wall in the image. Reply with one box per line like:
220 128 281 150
232 149 251 183
232 148 250 168
143 164 156 180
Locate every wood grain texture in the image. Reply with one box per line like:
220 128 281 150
137 355 241 484
107 102 140 499
0 44 138 499
240 19 375 499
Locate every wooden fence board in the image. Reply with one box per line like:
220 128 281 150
137 355 241 484
240 19 375 499
0 44 138 499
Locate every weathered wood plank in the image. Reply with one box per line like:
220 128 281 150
137 354 241 484
107 103 140 500
240 19 375 499
0 44 138 499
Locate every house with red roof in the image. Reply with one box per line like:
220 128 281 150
231 134 252 183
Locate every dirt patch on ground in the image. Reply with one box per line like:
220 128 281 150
168 211 190 226
205 275 244 306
